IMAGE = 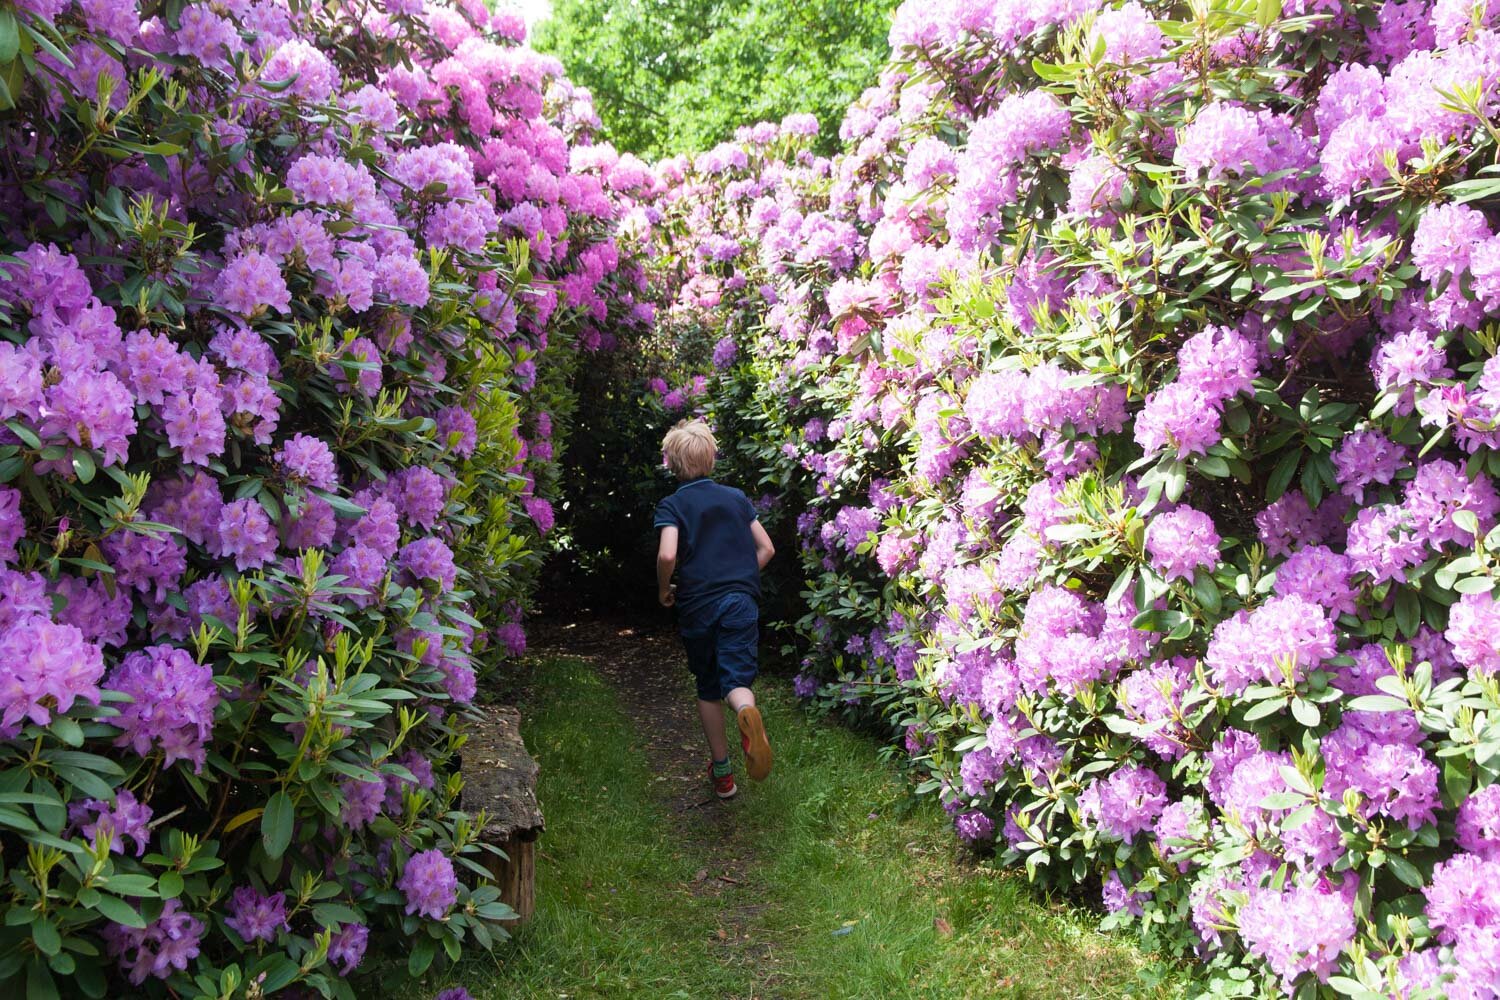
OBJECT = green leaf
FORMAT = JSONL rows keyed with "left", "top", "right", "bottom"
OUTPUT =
{"left": 1131, "top": 608, "right": 1187, "bottom": 633}
{"left": 1192, "top": 572, "right": 1221, "bottom": 614}
{"left": 1394, "top": 588, "right": 1421, "bottom": 638}
{"left": 1043, "top": 522, "right": 1102, "bottom": 543}
{"left": 407, "top": 936, "right": 435, "bottom": 976}
{"left": 262, "top": 791, "right": 294, "bottom": 860}
{"left": 49, "top": 764, "right": 114, "bottom": 800}
{"left": 89, "top": 894, "right": 146, "bottom": 928}
{"left": 1106, "top": 566, "right": 1136, "bottom": 606}
{"left": 49, "top": 717, "right": 83, "bottom": 748}
{"left": 1163, "top": 460, "right": 1187, "bottom": 502}
{"left": 1195, "top": 455, "right": 1230, "bottom": 478}
{"left": 1281, "top": 803, "right": 1315, "bottom": 830}
{"left": 30, "top": 921, "right": 59, "bottom": 957}
{"left": 1030, "top": 58, "right": 1078, "bottom": 83}
{"left": 1445, "top": 176, "right": 1500, "bottom": 203}
{"left": 1258, "top": 791, "right": 1304, "bottom": 810}
{"left": 25, "top": 956, "right": 57, "bottom": 1000}
{"left": 1445, "top": 758, "right": 1472, "bottom": 804}
{"left": 0, "top": 12, "right": 18, "bottom": 64}
{"left": 98, "top": 874, "right": 156, "bottom": 898}
{"left": 157, "top": 871, "right": 183, "bottom": 899}
{"left": 1290, "top": 698, "right": 1320, "bottom": 728}
{"left": 113, "top": 140, "right": 186, "bottom": 156}
{"left": 1347, "top": 694, "right": 1410, "bottom": 713}
{"left": 1325, "top": 978, "right": 1387, "bottom": 1000}
{"left": 1385, "top": 855, "right": 1425, "bottom": 888}
{"left": 5, "top": 419, "right": 39, "bottom": 449}
{"left": 257, "top": 956, "right": 302, "bottom": 993}
{"left": 1266, "top": 449, "right": 1299, "bottom": 502}
{"left": 314, "top": 491, "right": 368, "bottom": 516}
{"left": 1243, "top": 698, "right": 1285, "bottom": 721}
{"left": 311, "top": 902, "right": 363, "bottom": 927}
{"left": 71, "top": 450, "right": 95, "bottom": 484}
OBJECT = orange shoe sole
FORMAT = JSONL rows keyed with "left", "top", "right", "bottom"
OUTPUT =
{"left": 737, "top": 705, "right": 773, "bottom": 782}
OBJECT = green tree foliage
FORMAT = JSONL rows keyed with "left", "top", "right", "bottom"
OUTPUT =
{"left": 534, "top": 0, "right": 895, "bottom": 156}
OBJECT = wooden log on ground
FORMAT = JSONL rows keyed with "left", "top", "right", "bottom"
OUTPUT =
{"left": 459, "top": 704, "right": 544, "bottom": 925}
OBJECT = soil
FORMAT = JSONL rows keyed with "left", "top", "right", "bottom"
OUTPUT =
{"left": 528, "top": 614, "right": 788, "bottom": 998}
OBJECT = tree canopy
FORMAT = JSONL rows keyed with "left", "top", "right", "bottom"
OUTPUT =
{"left": 533, "top": 0, "right": 896, "bottom": 157}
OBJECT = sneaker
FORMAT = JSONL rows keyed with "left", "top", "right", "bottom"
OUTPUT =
{"left": 709, "top": 763, "right": 737, "bottom": 799}
{"left": 737, "top": 705, "right": 773, "bottom": 782}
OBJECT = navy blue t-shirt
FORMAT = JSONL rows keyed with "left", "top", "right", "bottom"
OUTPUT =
{"left": 653, "top": 478, "right": 761, "bottom": 617}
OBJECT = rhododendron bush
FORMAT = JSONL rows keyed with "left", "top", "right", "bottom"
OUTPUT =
{"left": 618, "top": 0, "right": 1500, "bottom": 994}
{"left": 0, "top": 0, "right": 648, "bottom": 995}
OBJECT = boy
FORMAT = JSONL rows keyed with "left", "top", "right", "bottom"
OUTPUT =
{"left": 653, "top": 418, "right": 776, "bottom": 799}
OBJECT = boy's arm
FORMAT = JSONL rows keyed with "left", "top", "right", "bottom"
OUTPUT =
{"left": 750, "top": 520, "right": 775, "bottom": 571}
{"left": 656, "top": 526, "right": 679, "bottom": 606}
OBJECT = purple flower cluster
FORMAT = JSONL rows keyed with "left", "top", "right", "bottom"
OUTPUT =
{"left": 212, "top": 499, "right": 278, "bottom": 572}
{"left": 225, "top": 886, "right": 288, "bottom": 944}
{"left": 949, "top": 91, "right": 1071, "bottom": 250}
{"left": 399, "top": 538, "right": 459, "bottom": 591}
{"left": 276, "top": 433, "right": 339, "bottom": 490}
{"left": 1174, "top": 104, "right": 1314, "bottom": 193}
{"left": 329, "top": 923, "right": 370, "bottom": 974}
{"left": 1459, "top": 784, "right": 1500, "bottom": 857}
{"left": 1146, "top": 506, "right": 1220, "bottom": 581}
{"left": 68, "top": 790, "right": 152, "bottom": 857}
{"left": 1205, "top": 596, "right": 1336, "bottom": 694}
{"left": 955, "top": 809, "right": 995, "bottom": 842}
{"left": 105, "top": 646, "right": 220, "bottom": 771}
{"left": 1323, "top": 722, "right": 1439, "bottom": 829}
{"left": 1078, "top": 765, "right": 1168, "bottom": 841}
{"left": 0, "top": 617, "right": 105, "bottom": 737}
{"left": 523, "top": 495, "right": 555, "bottom": 535}
{"left": 400, "top": 849, "right": 459, "bottom": 920}
{"left": 102, "top": 900, "right": 205, "bottom": 985}
{"left": 1238, "top": 880, "right": 1356, "bottom": 990}
{"left": 1135, "top": 327, "right": 1259, "bottom": 459}
{"left": 1118, "top": 658, "right": 1195, "bottom": 759}
{"left": 1425, "top": 853, "right": 1500, "bottom": 995}
{"left": 1448, "top": 590, "right": 1500, "bottom": 674}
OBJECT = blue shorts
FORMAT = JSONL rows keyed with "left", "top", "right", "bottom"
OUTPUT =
{"left": 680, "top": 592, "right": 760, "bottom": 702}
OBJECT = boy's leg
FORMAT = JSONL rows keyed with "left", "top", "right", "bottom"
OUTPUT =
{"left": 715, "top": 594, "right": 771, "bottom": 781}
{"left": 682, "top": 616, "right": 733, "bottom": 771}
{"left": 697, "top": 699, "right": 730, "bottom": 761}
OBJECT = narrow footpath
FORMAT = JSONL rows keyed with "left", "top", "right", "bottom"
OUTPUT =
{"left": 435, "top": 618, "right": 1185, "bottom": 1000}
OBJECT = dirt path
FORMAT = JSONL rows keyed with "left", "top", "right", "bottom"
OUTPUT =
{"left": 529, "top": 616, "right": 787, "bottom": 997}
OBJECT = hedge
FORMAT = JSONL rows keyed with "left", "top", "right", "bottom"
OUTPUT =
{"left": 618, "top": 1, "right": 1500, "bottom": 994}
{"left": 0, "top": 0, "right": 649, "bottom": 995}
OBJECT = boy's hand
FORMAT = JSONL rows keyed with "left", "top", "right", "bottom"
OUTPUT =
{"left": 659, "top": 584, "right": 677, "bottom": 608}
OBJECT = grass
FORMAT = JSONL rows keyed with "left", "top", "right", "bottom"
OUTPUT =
{"left": 425, "top": 656, "right": 1188, "bottom": 999}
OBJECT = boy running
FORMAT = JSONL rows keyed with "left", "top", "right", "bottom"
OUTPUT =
{"left": 653, "top": 419, "right": 775, "bottom": 799}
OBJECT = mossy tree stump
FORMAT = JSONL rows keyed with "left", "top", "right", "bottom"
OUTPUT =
{"left": 460, "top": 705, "right": 543, "bottom": 925}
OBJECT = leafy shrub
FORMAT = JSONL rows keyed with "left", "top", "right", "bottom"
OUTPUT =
{"left": 534, "top": 0, "right": 896, "bottom": 158}
{"left": 620, "top": 0, "right": 1500, "bottom": 994}
{"left": 0, "top": 1, "right": 647, "bottom": 996}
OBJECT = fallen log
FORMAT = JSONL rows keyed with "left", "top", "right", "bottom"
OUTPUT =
{"left": 459, "top": 705, "right": 543, "bottom": 925}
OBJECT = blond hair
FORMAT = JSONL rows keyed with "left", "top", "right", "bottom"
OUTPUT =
{"left": 662, "top": 419, "right": 717, "bottom": 479}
